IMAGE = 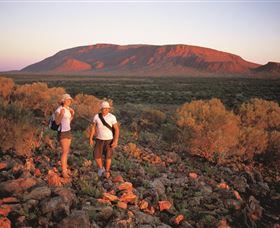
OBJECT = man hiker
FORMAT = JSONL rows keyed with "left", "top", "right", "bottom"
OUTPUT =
{"left": 89, "top": 101, "right": 119, "bottom": 178}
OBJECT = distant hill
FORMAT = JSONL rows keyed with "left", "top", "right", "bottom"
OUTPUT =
{"left": 253, "top": 62, "right": 280, "bottom": 75}
{"left": 21, "top": 44, "right": 279, "bottom": 76}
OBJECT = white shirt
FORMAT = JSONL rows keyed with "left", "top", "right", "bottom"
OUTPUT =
{"left": 55, "top": 106, "right": 72, "bottom": 132}
{"left": 93, "top": 113, "right": 117, "bottom": 140}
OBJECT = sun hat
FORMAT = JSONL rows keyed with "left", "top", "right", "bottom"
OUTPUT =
{"left": 61, "top": 93, "right": 73, "bottom": 102}
{"left": 100, "top": 101, "right": 111, "bottom": 109}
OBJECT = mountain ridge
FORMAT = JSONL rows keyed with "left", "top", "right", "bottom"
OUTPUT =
{"left": 21, "top": 43, "right": 279, "bottom": 76}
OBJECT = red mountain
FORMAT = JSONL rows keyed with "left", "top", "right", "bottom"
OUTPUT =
{"left": 22, "top": 44, "right": 265, "bottom": 76}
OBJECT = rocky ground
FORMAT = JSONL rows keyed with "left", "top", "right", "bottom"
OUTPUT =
{"left": 0, "top": 141, "right": 279, "bottom": 228}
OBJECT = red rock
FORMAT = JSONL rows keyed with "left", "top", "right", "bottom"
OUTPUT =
{"left": 0, "top": 162, "right": 7, "bottom": 170}
{"left": 144, "top": 206, "right": 155, "bottom": 215}
{"left": 139, "top": 199, "right": 149, "bottom": 210}
{"left": 119, "top": 192, "right": 137, "bottom": 203}
{"left": 113, "top": 175, "right": 124, "bottom": 183}
{"left": 175, "top": 214, "right": 184, "bottom": 224}
{"left": 0, "top": 197, "right": 18, "bottom": 204}
{"left": 118, "top": 182, "right": 133, "bottom": 192}
{"left": 0, "top": 217, "right": 11, "bottom": 228}
{"left": 0, "top": 205, "right": 11, "bottom": 216}
{"left": 158, "top": 200, "right": 172, "bottom": 211}
{"left": 189, "top": 172, "right": 198, "bottom": 179}
{"left": 117, "top": 201, "right": 128, "bottom": 209}
{"left": 233, "top": 190, "right": 242, "bottom": 201}
{"left": 217, "top": 182, "right": 230, "bottom": 190}
{"left": 34, "top": 168, "right": 41, "bottom": 177}
{"left": 103, "top": 192, "right": 118, "bottom": 202}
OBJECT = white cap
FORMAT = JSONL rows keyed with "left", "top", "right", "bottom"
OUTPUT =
{"left": 61, "top": 93, "right": 73, "bottom": 102}
{"left": 100, "top": 101, "right": 110, "bottom": 109}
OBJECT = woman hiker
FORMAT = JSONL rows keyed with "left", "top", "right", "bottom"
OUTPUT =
{"left": 55, "top": 93, "right": 75, "bottom": 179}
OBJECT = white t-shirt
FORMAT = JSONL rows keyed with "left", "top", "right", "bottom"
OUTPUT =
{"left": 93, "top": 113, "right": 117, "bottom": 140}
{"left": 55, "top": 106, "right": 72, "bottom": 132}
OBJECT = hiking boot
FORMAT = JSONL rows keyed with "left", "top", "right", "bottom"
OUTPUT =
{"left": 98, "top": 167, "right": 105, "bottom": 177}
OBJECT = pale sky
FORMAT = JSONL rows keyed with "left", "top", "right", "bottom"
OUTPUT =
{"left": 0, "top": 0, "right": 280, "bottom": 71}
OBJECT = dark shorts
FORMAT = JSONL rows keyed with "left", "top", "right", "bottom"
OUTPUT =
{"left": 94, "top": 139, "right": 113, "bottom": 159}
{"left": 57, "top": 130, "right": 72, "bottom": 141}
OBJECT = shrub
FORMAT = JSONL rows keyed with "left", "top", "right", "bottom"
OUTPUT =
{"left": 238, "top": 98, "right": 280, "bottom": 161}
{"left": 0, "top": 102, "right": 40, "bottom": 157}
{"left": 238, "top": 98, "right": 280, "bottom": 131}
{"left": 71, "top": 94, "right": 101, "bottom": 131}
{"left": 267, "top": 130, "right": 280, "bottom": 159}
{"left": 138, "top": 108, "right": 166, "bottom": 130}
{"left": 238, "top": 127, "right": 268, "bottom": 160}
{"left": 12, "top": 82, "right": 65, "bottom": 119}
{"left": 0, "top": 77, "right": 15, "bottom": 102}
{"left": 175, "top": 98, "right": 240, "bottom": 163}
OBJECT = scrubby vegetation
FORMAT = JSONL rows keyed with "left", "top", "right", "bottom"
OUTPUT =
{"left": 0, "top": 76, "right": 279, "bottom": 228}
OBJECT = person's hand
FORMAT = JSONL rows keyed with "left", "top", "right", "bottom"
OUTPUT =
{"left": 89, "top": 138, "right": 94, "bottom": 147}
{"left": 111, "top": 141, "right": 118, "bottom": 149}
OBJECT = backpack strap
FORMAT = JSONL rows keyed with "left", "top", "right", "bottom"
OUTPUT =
{"left": 98, "top": 113, "right": 114, "bottom": 133}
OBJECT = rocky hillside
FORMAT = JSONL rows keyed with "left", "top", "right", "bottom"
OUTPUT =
{"left": 0, "top": 140, "right": 279, "bottom": 227}
{"left": 21, "top": 44, "right": 262, "bottom": 76}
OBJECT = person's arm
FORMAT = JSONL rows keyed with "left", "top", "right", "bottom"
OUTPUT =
{"left": 89, "top": 122, "right": 96, "bottom": 146}
{"left": 55, "top": 108, "right": 65, "bottom": 125}
{"left": 111, "top": 123, "right": 119, "bottom": 149}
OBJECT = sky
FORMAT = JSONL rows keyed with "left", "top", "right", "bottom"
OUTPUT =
{"left": 0, "top": 0, "right": 280, "bottom": 71}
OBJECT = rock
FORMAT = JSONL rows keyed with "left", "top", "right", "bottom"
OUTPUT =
{"left": 156, "top": 224, "right": 172, "bottom": 228}
{"left": 40, "top": 196, "right": 70, "bottom": 218}
{"left": 166, "top": 152, "right": 181, "bottom": 163}
{"left": 158, "top": 200, "right": 172, "bottom": 211}
{"left": 246, "top": 195, "right": 263, "bottom": 224}
{"left": 254, "top": 170, "right": 264, "bottom": 183}
{"left": 179, "top": 220, "right": 194, "bottom": 228}
{"left": 224, "top": 199, "right": 242, "bottom": 210}
{"left": 24, "top": 199, "right": 39, "bottom": 209}
{"left": 24, "top": 186, "right": 51, "bottom": 201}
{"left": 232, "top": 176, "right": 248, "bottom": 193}
{"left": 0, "top": 217, "right": 11, "bottom": 228}
{"left": 242, "top": 171, "right": 256, "bottom": 184}
{"left": 0, "top": 177, "right": 37, "bottom": 195}
{"left": 151, "top": 178, "right": 166, "bottom": 196}
{"left": 0, "top": 162, "right": 8, "bottom": 170}
{"left": 52, "top": 187, "right": 77, "bottom": 206}
{"left": 134, "top": 210, "right": 159, "bottom": 225}
{"left": 96, "top": 206, "right": 113, "bottom": 220}
{"left": 200, "top": 185, "right": 213, "bottom": 195}
{"left": 57, "top": 210, "right": 91, "bottom": 228}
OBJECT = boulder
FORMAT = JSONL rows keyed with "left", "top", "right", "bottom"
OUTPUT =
{"left": 0, "top": 178, "right": 37, "bottom": 195}
{"left": 57, "top": 210, "right": 91, "bottom": 228}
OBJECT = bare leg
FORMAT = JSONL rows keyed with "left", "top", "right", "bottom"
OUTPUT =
{"left": 105, "top": 158, "right": 111, "bottom": 178}
{"left": 105, "top": 158, "right": 111, "bottom": 172}
{"left": 60, "top": 138, "right": 71, "bottom": 178}
{"left": 95, "top": 158, "right": 103, "bottom": 169}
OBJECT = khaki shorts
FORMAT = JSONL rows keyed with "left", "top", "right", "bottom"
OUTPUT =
{"left": 57, "top": 130, "right": 72, "bottom": 141}
{"left": 94, "top": 139, "right": 113, "bottom": 159}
